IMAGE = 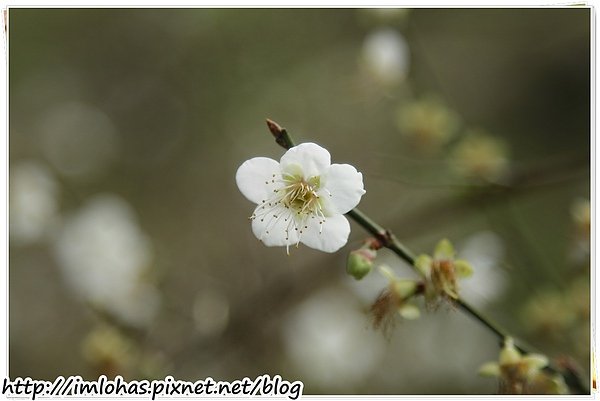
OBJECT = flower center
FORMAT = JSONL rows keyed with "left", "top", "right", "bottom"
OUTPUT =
{"left": 281, "top": 174, "right": 322, "bottom": 214}
{"left": 250, "top": 172, "right": 329, "bottom": 252}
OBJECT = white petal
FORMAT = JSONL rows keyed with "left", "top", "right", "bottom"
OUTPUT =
{"left": 236, "top": 157, "right": 281, "bottom": 204}
{"left": 251, "top": 204, "right": 299, "bottom": 247}
{"left": 280, "top": 143, "right": 331, "bottom": 178}
{"left": 320, "top": 164, "right": 365, "bottom": 214}
{"left": 300, "top": 214, "right": 350, "bottom": 253}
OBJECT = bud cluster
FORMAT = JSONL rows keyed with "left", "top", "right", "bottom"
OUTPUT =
{"left": 370, "top": 266, "right": 422, "bottom": 335}
{"left": 414, "top": 239, "right": 473, "bottom": 305}
{"left": 479, "top": 337, "right": 567, "bottom": 395}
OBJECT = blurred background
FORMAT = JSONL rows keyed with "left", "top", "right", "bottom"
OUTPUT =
{"left": 9, "top": 8, "right": 590, "bottom": 394}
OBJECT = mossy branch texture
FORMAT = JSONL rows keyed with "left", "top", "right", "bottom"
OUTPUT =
{"left": 265, "top": 118, "right": 589, "bottom": 395}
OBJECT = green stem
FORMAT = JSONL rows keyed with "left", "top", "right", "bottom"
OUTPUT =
{"left": 265, "top": 119, "right": 589, "bottom": 394}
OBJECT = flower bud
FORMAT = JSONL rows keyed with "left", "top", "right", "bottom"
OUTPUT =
{"left": 346, "top": 248, "right": 376, "bottom": 280}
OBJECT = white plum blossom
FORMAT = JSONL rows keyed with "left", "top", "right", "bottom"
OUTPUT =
{"left": 282, "top": 287, "right": 386, "bottom": 390}
{"left": 236, "top": 142, "right": 365, "bottom": 253}
{"left": 10, "top": 161, "right": 59, "bottom": 245}
{"left": 54, "top": 194, "right": 160, "bottom": 328}
{"left": 361, "top": 28, "right": 410, "bottom": 86}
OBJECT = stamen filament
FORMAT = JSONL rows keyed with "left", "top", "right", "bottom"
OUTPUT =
{"left": 252, "top": 172, "right": 328, "bottom": 247}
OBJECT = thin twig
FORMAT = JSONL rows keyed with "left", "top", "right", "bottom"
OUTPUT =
{"left": 265, "top": 118, "right": 589, "bottom": 395}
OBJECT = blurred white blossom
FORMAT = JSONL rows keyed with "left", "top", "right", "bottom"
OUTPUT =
{"left": 282, "top": 287, "right": 385, "bottom": 391}
{"left": 360, "top": 28, "right": 410, "bottom": 86}
{"left": 54, "top": 194, "right": 159, "bottom": 328}
{"left": 10, "top": 161, "right": 59, "bottom": 245}
{"left": 374, "top": 312, "right": 498, "bottom": 393}
{"left": 38, "top": 102, "right": 119, "bottom": 179}
{"left": 459, "top": 231, "right": 507, "bottom": 307}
